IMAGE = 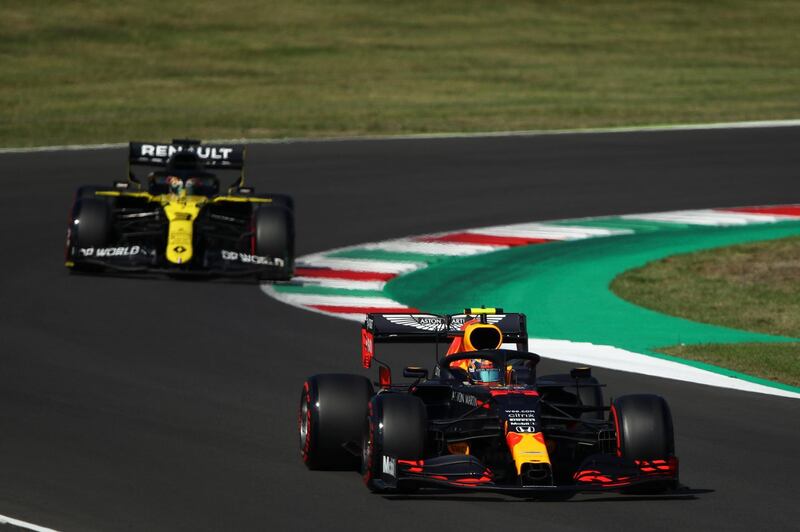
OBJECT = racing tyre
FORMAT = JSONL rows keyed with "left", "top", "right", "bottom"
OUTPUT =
{"left": 254, "top": 205, "right": 294, "bottom": 280}
{"left": 299, "top": 374, "right": 373, "bottom": 470}
{"left": 261, "top": 193, "right": 294, "bottom": 211}
{"left": 76, "top": 185, "right": 114, "bottom": 200}
{"left": 612, "top": 394, "right": 677, "bottom": 492}
{"left": 68, "top": 197, "right": 113, "bottom": 272}
{"left": 362, "top": 394, "right": 427, "bottom": 492}
{"left": 611, "top": 394, "right": 674, "bottom": 460}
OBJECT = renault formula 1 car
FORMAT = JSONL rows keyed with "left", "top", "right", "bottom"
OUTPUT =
{"left": 65, "top": 139, "right": 294, "bottom": 279}
{"left": 299, "top": 308, "right": 679, "bottom": 496}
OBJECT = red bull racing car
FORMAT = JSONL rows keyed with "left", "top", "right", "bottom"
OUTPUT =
{"left": 65, "top": 139, "right": 294, "bottom": 279}
{"left": 299, "top": 308, "right": 679, "bottom": 496}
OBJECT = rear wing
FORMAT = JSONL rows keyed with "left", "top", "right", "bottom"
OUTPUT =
{"left": 128, "top": 140, "right": 245, "bottom": 169}
{"left": 127, "top": 139, "right": 247, "bottom": 189}
{"left": 361, "top": 309, "right": 528, "bottom": 368}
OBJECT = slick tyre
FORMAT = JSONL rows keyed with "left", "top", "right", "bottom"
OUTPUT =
{"left": 362, "top": 394, "right": 427, "bottom": 492}
{"left": 299, "top": 374, "right": 373, "bottom": 470}
{"left": 254, "top": 205, "right": 294, "bottom": 280}
{"left": 69, "top": 197, "right": 112, "bottom": 272}
{"left": 612, "top": 394, "right": 677, "bottom": 492}
{"left": 611, "top": 394, "right": 674, "bottom": 460}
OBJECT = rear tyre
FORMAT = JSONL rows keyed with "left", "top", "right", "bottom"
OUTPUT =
{"left": 76, "top": 185, "right": 114, "bottom": 200}
{"left": 299, "top": 374, "right": 373, "bottom": 470}
{"left": 362, "top": 394, "right": 427, "bottom": 492}
{"left": 254, "top": 205, "right": 294, "bottom": 280}
{"left": 68, "top": 197, "right": 113, "bottom": 272}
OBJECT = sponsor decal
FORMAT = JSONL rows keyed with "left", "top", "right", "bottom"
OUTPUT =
{"left": 140, "top": 144, "right": 234, "bottom": 160}
{"left": 382, "top": 456, "right": 396, "bottom": 477}
{"left": 79, "top": 246, "right": 142, "bottom": 258}
{"left": 506, "top": 408, "right": 537, "bottom": 430}
{"left": 384, "top": 313, "right": 504, "bottom": 331}
{"left": 451, "top": 390, "right": 479, "bottom": 407}
{"left": 173, "top": 245, "right": 187, "bottom": 254}
{"left": 221, "top": 250, "right": 285, "bottom": 267}
{"left": 363, "top": 334, "right": 373, "bottom": 356}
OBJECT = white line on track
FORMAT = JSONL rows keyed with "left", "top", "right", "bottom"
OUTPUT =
{"left": 2, "top": 118, "right": 800, "bottom": 154}
{"left": 528, "top": 338, "right": 800, "bottom": 400}
{"left": 0, "top": 513, "right": 59, "bottom": 532}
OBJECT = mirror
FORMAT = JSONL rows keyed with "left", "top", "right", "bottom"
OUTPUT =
{"left": 403, "top": 366, "right": 428, "bottom": 379}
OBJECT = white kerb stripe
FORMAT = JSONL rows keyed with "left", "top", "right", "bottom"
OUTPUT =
{"left": 529, "top": 338, "right": 800, "bottom": 399}
{"left": 716, "top": 209, "right": 800, "bottom": 220}
{"left": 469, "top": 223, "right": 631, "bottom": 240}
{"left": 296, "top": 255, "right": 424, "bottom": 274}
{"left": 360, "top": 239, "right": 504, "bottom": 256}
{"left": 260, "top": 291, "right": 408, "bottom": 308}
{"left": 622, "top": 210, "right": 791, "bottom": 226}
{"left": 291, "top": 277, "right": 387, "bottom": 291}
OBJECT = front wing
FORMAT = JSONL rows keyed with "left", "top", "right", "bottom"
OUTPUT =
{"left": 68, "top": 245, "right": 291, "bottom": 278}
{"left": 375, "top": 453, "right": 679, "bottom": 495}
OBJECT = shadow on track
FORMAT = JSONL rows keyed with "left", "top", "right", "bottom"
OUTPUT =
{"left": 382, "top": 486, "right": 713, "bottom": 504}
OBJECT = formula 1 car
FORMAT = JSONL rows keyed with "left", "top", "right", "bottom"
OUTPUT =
{"left": 299, "top": 308, "right": 679, "bottom": 496}
{"left": 65, "top": 139, "right": 294, "bottom": 279}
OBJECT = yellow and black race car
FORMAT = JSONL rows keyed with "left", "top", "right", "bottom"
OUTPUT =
{"left": 299, "top": 308, "right": 679, "bottom": 497}
{"left": 65, "top": 139, "right": 294, "bottom": 279}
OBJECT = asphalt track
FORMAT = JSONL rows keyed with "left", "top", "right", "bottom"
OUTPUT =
{"left": 1, "top": 127, "right": 800, "bottom": 531}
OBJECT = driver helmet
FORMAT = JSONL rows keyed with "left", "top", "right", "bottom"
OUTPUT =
{"left": 184, "top": 177, "right": 201, "bottom": 195}
{"left": 167, "top": 175, "right": 184, "bottom": 195}
{"left": 468, "top": 359, "right": 501, "bottom": 385}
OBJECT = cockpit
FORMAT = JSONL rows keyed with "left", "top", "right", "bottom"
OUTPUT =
{"left": 148, "top": 151, "right": 219, "bottom": 196}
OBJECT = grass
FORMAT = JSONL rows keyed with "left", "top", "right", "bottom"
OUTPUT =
{"left": 612, "top": 236, "right": 800, "bottom": 387}
{"left": 660, "top": 343, "right": 800, "bottom": 387}
{"left": 2, "top": 1, "right": 800, "bottom": 147}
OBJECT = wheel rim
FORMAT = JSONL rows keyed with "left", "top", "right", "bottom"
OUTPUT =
{"left": 299, "top": 397, "right": 310, "bottom": 456}
{"left": 362, "top": 420, "right": 374, "bottom": 482}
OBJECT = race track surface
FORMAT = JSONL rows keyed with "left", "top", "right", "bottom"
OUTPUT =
{"left": 1, "top": 127, "right": 799, "bottom": 531}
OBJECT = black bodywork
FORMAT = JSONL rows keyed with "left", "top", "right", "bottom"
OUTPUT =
{"left": 354, "top": 312, "right": 680, "bottom": 495}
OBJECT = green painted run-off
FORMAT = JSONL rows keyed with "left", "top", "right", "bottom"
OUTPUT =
{"left": 385, "top": 221, "right": 800, "bottom": 392}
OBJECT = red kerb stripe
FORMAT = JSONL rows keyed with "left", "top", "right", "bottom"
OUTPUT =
{"left": 721, "top": 206, "right": 800, "bottom": 217}
{"left": 419, "top": 232, "right": 552, "bottom": 246}
{"left": 294, "top": 268, "right": 396, "bottom": 281}
{"left": 311, "top": 305, "right": 420, "bottom": 314}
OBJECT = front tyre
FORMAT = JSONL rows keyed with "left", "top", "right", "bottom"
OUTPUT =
{"left": 67, "top": 197, "right": 113, "bottom": 272}
{"left": 254, "top": 205, "right": 294, "bottom": 280}
{"left": 611, "top": 394, "right": 677, "bottom": 492}
{"left": 362, "top": 394, "right": 427, "bottom": 492}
